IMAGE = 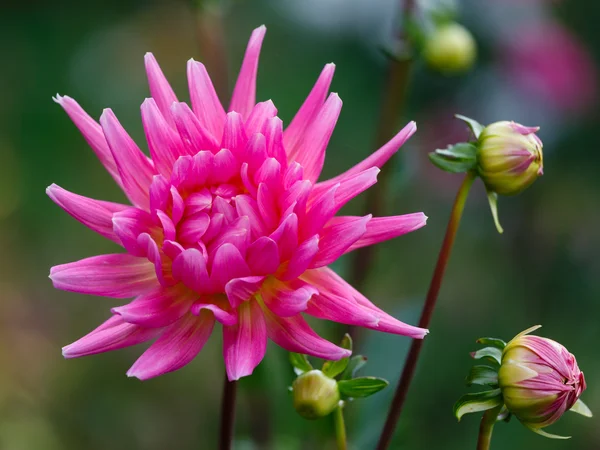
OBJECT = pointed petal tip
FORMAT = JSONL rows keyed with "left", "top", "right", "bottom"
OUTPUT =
{"left": 52, "top": 93, "right": 64, "bottom": 104}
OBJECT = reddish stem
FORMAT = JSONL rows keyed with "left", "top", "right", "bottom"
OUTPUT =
{"left": 376, "top": 172, "right": 476, "bottom": 450}
{"left": 219, "top": 375, "right": 238, "bottom": 450}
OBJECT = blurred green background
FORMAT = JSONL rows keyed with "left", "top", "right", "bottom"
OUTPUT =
{"left": 0, "top": 0, "right": 598, "bottom": 448}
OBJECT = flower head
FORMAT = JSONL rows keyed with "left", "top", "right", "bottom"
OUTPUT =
{"left": 48, "top": 26, "right": 428, "bottom": 381}
{"left": 498, "top": 326, "right": 588, "bottom": 436}
{"left": 477, "top": 121, "right": 543, "bottom": 196}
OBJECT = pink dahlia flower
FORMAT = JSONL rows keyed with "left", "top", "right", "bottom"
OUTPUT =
{"left": 49, "top": 26, "right": 427, "bottom": 381}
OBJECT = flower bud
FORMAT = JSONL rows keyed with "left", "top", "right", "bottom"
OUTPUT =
{"left": 477, "top": 121, "right": 543, "bottom": 196}
{"left": 292, "top": 370, "right": 340, "bottom": 420}
{"left": 423, "top": 23, "right": 477, "bottom": 74}
{"left": 498, "top": 327, "right": 587, "bottom": 434}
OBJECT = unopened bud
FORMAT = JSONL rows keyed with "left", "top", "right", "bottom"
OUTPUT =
{"left": 498, "top": 326, "right": 589, "bottom": 437}
{"left": 424, "top": 23, "right": 477, "bottom": 74}
{"left": 292, "top": 370, "right": 340, "bottom": 420}
{"left": 478, "top": 121, "right": 544, "bottom": 196}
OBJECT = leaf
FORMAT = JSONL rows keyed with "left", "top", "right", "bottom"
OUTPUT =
{"left": 453, "top": 389, "right": 503, "bottom": 421}
{"left": 485, "top": 189, "right": 503, "bottom": 234}
{"left": 455, "top": 114, "right": 484, "bottom": 139}
{"left": 429, "top": 142, "right": 478, "bottom": 174}
{"left": 341, "top": 355, "right": 368, "bottom": 380}
{"left": 322, "top": 334, "right": 352, "bottom": 378}
{"left": 466, "top": 365, "right": 499, "bottom": 387}
{"left": 569, "top": 399, "right": 593, "bottom": 418}
{"left": 470, "top": 346, "right": 503, "bottom": 365}
{"left": 525, "top": 424, "right": 571, "bottom": 440}
{"left": 289, "top": 353, "right": 313, "bottom": 375}
{"left": 475, "top": 337, "right": 507, "bottom": 350}
{"left": 338, "top": 377, "right": 389, "bottom": 398}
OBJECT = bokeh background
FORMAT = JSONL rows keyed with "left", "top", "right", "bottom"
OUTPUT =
{"left": 1, "top": 0, "right": 598, "bottom": 448}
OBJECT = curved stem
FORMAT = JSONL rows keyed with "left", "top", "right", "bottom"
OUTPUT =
{"left": 334, "top": 404, "right": 347, "bottom": 450}
{"left": 477, "top": 406, "right": 502, "bottom": 450}
{"left": 376, "top": 172, "right": 477, "bottom": 450}
{"left": 219, "top": 374, "right": 238, "bottom": 450}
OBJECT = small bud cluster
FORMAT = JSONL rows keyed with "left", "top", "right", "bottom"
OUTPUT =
{"left": 454, "top": 326, "right": 591, "bottom": 439}
{"left": 289, "top": 334, "right": 389, "bottom": 420}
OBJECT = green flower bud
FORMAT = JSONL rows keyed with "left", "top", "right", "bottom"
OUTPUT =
{"left": 423, "top": 23, "right": 477, "bottom": 74}
{"left": 477, "top": 121, "right": 544, "bottom": 196}
{"left": 292, "top": 370, "right": 340, "bottom": 420}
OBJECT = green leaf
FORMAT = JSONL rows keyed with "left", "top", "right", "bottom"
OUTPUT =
{"left": 341, "top": 355, "right": 368, "bottom": 380}
{"left": 338, "top": 377, "right": 389, "bottom": 398}
{"left": 525, "top": 424, "right": 571, "bottom": 440}
{"left": 570, "top": 399, "right": 593, "bottom": 418}
{"left": 470, "top": 346, "right": 503, "bottom": 365}
{"left": 289, "top": 353, "right": 313, "bottom": 375}
{"left": 475, "top": 337, "right": 507, "bottom": 349}
{"left": 466, "top": 365, "right": 499, "bottom": 387}
{"left": 486, "top": 189, "right": 504, "bottom": 234}
{"left": 429, "top": 142, "right": 478, "bottom": 174}
{"left": 455, "top": 114, "right": 484, "bottom": 139}
{"left": 453, "top": 389, "right": 503, "bottom": 421}
{"left": 322, "top": 334, "right": 352, "bottom": 378}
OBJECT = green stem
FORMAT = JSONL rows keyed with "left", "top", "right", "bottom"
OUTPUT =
{"left": 477, "top": 406, "right": 502, "bottom": 450}
{"left": 376, "top": 172, "right": 477, "bottom": 450}
{"left": 334, "top": 404, "right": 347, "bottom": 450}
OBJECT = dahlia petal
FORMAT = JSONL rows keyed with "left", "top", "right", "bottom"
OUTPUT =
{"left": 333, "top": 166, "right": 380, "bottom": 209}
{"left": 177, "top": 212, "right": 210, "bottom": 245}
{"left": 127, "top": 312, "right": 214, "bottom": 380}
{"left": 246, "top": 237, "right": 280, "bottom": 275}
{"left": 295, "top": 93, "right": 342, "bottom": 183}
{"left": 212, "top": 196, "right": 237, "bottom": 222}
{"left": 162, "top": 240, "right": 185, "bottom": 260}
{"left": 245, "top": 100, "right": 278, "bottom": 135}
{"left": 203, "top": 212, "right": 224, "bottom": 242}
{"left": 234, "top": 195, "right": 268, "bottom": 239}
{"left": 46, "top": 184, "right": 127, "bottom": 243}
{"left": 187, "top": 59, "right": 226, "bottom": 139}
{"left": 303, "top": 184, "right": 338, "bottom": 238}
{"left": 344, "top": 213, "right": 428, "bottom": 253}
{"left": 208, "top": 216, "right": 250, "bottom": 255}
{"left": 261, "top": 279, "right": 316, "bottom": 317}
{"left": 283, "top": 162, "right": 304, "bottom": 190}
{"left": 280, "top": 234, "right": 320, "bottom": 280}
{"left": 149, "top": 174, "right": 170, "bottom": 215}
{"left": 53, "top": 95, "right": 123, "bottom": 188}
{"left": 144, "top": 53, "right": 178, "bottom": 128}
{"left": 269, "top": 213, "right": 298, "bottom": 261}
{"left": 141, "top": 98, "right": 183, "bottom": 177}
{"left": 313, "top": 121, "right": 416, "bottom": 196}
{"left": 156, "top": 210, "right": 176, "bottom": 241}
{"left": 171, "top": 102, "right": 219, "bottom": 154}
{"left": 225, "top": 276, "right": 265, "bottom": 308}
{"left": 112, "top": 285, "right": 195, "bottom": 328}
{"left": 261, "top": 306, "right": 350, "bottom": 360}
{"left": 262, "top": 117, "right": 286, "bottom": 165}
{"left": 281, "top": 180, "right": 311, "bottom": 221}
{"left": 62, "top": 315, "right": 159, "bottom": 358}
{"left": 112, "top": 208, "right": 158, "bottom": 256}
{"left": 212, "top": 148, "right": 239, "bottom": 184}
{"left": 221, "top": 112, "right": 248, "bottom": 157}
{"left": 283, "top": 63, "right": 336, "bottom": 163}
{"left": 305, "top": 292, "right": 379, "bottom": 328}
{"left": 191, "top": 151, "right": 215, "bottom": 187}
{"left": 310, "top": 215, "right": 371, "bottom": 268}
{"left": 170, "top": 186, "right": 185, "bottom": 225}
{"left": 229, "top": 25, "right": 267, "bottom": 120}
{"left": 240, "top": 163, "right": 258, "bottom": 197}
{"left": 184, "top": 189, "right": 212, "bottom": 216}
{"left": 100, "top": 109, "right": 155, "bottom": 210}
{"left": 303, "top": 267, "right": 428, "bottom": 339}
{"left": 223, "top": 300, "right": 267, "bottom": 380}
{"left": 254, "top": 158, "right": 281, "bottom": 188}
{"left": 210, "top": 243, "right": 251, "bottom": 290}
{"left": 50, "top": 254, "right": 156, "bottom": 298}
{"left": 172, "top": 248, "right": 211, "bottom": 293}
{"left": 137, "top": 233, "right": 174, "bottom": 287}
{"left": 257, "top": 183, "right": 279, "bottom": 230}
{"left": 244, "top": 132, "right": 268, "bottom": 173}
{"left": 191, "top": 302, "right": 238, "bottom": 326}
